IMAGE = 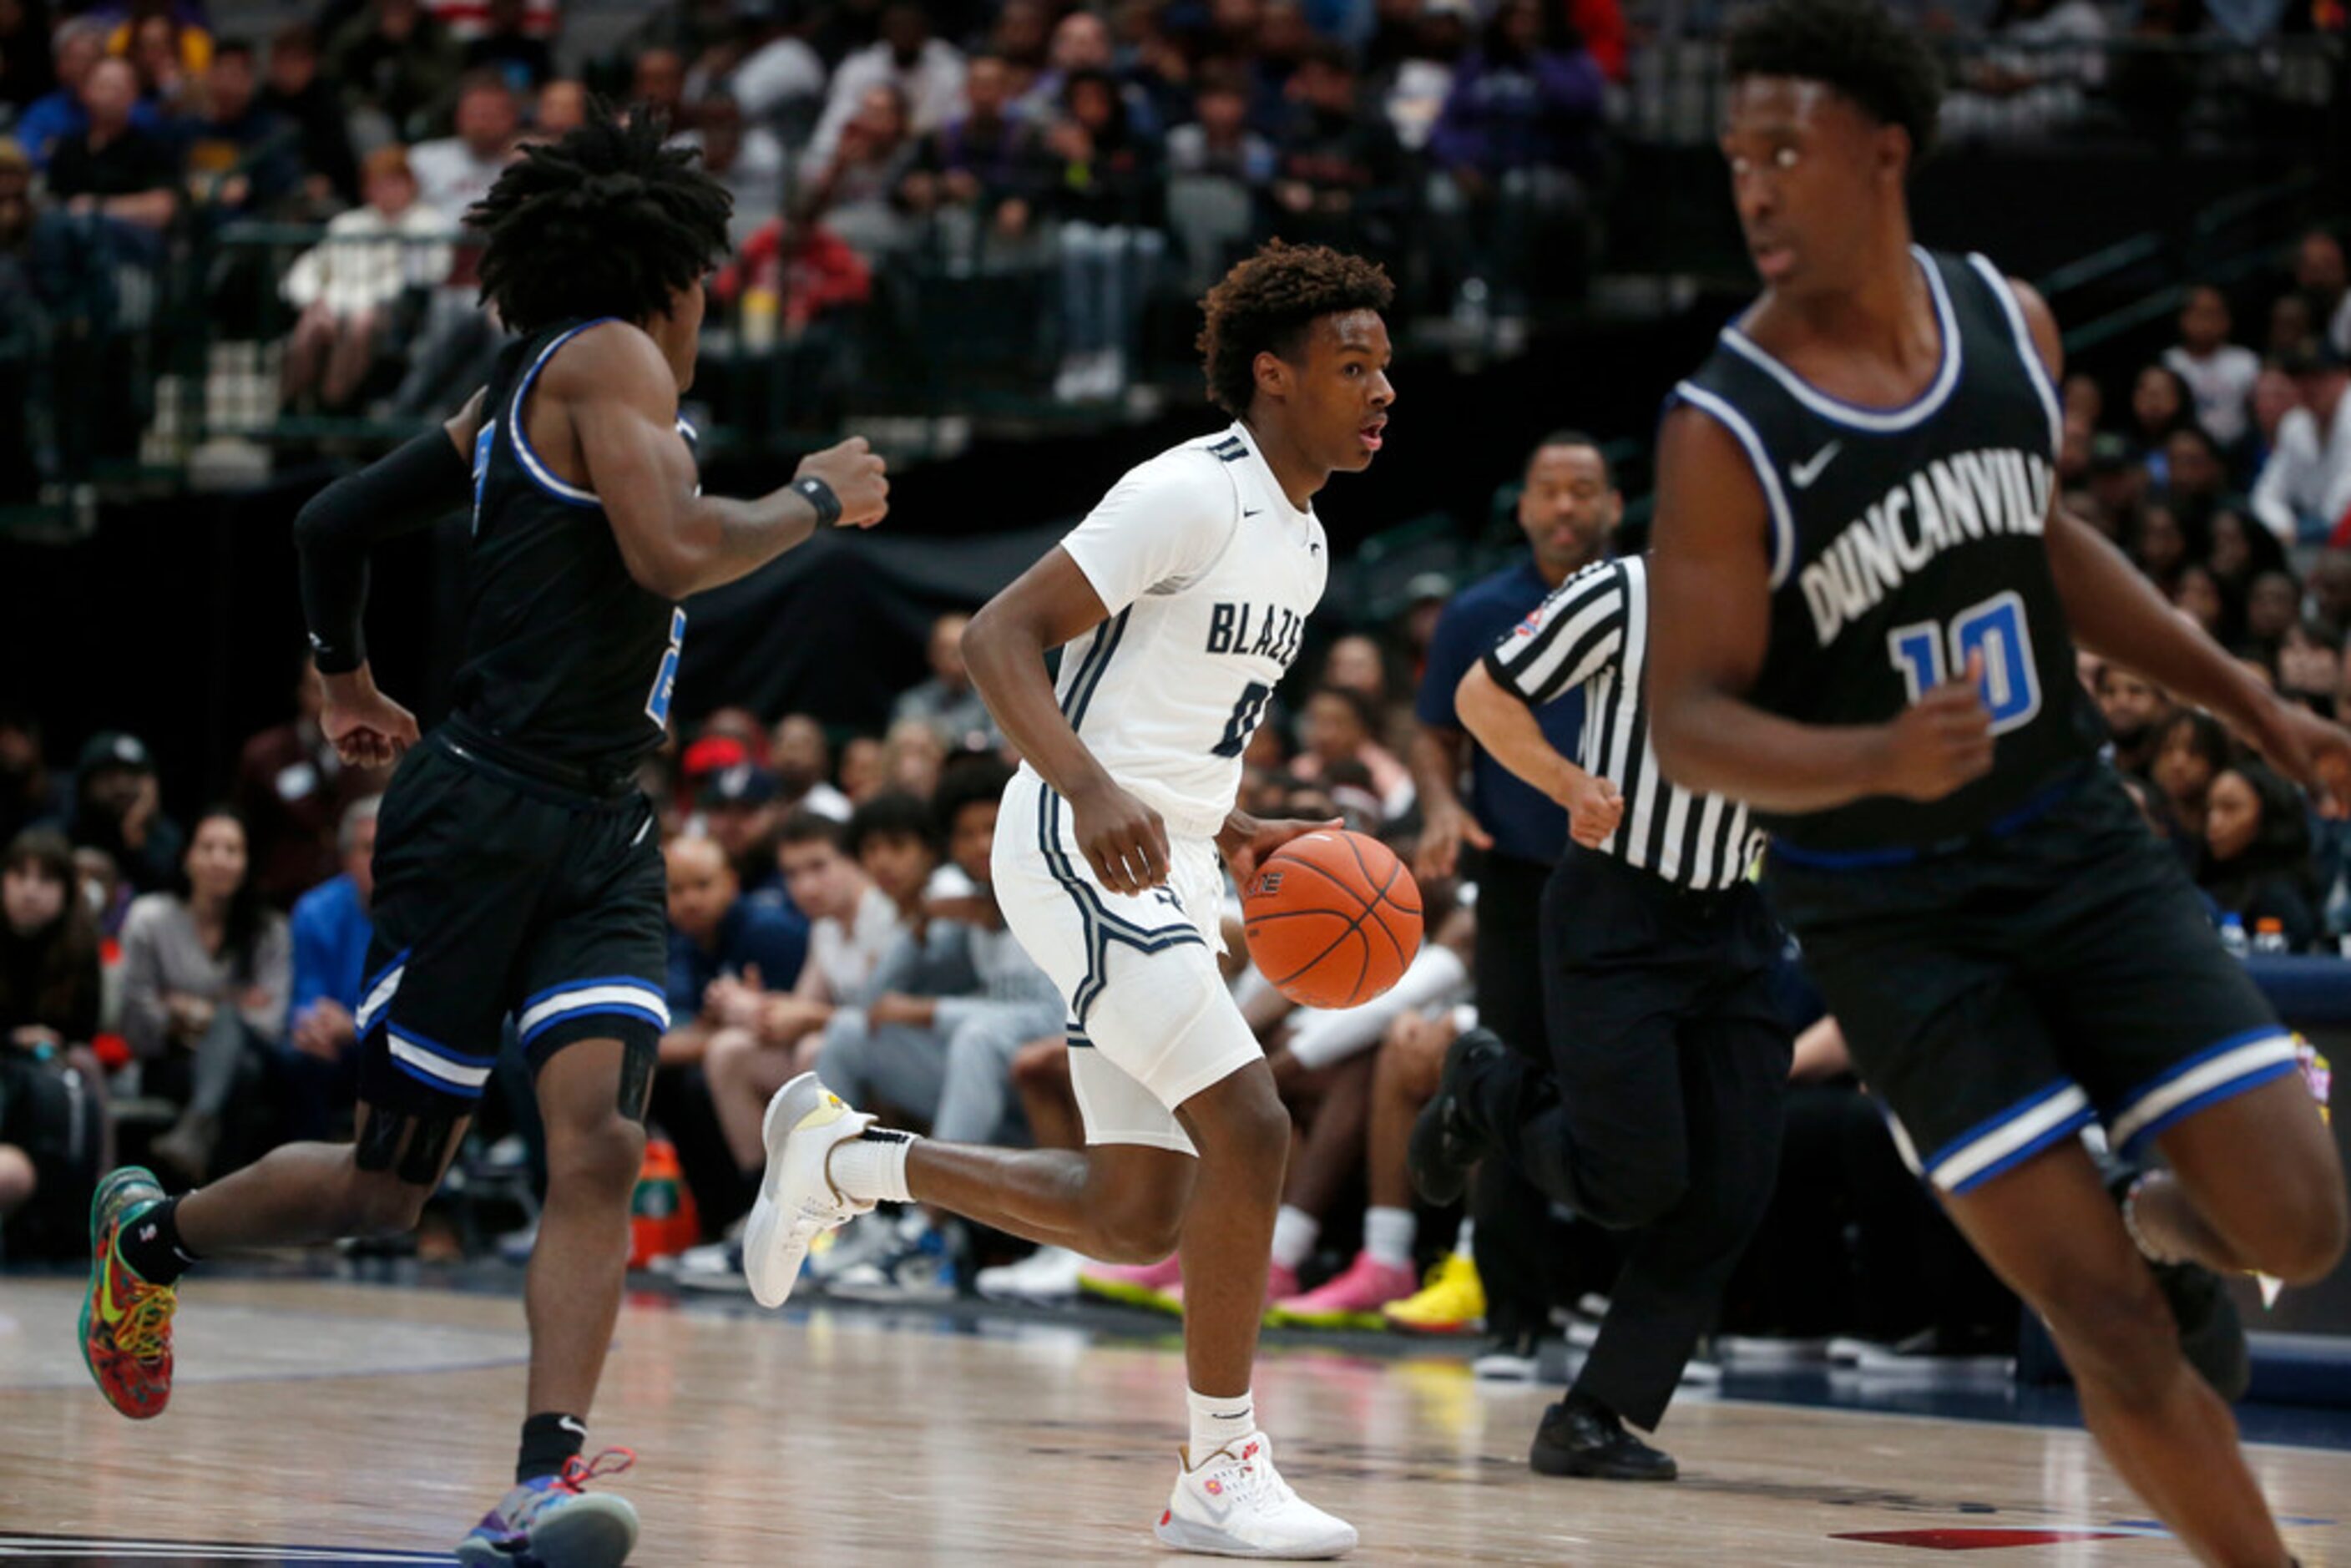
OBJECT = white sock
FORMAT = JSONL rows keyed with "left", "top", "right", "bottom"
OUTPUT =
{"left": 1364, "top": 1206, "right": 1416, "bottom": 1269}
{"left": 1187, "top": 1387, "right": 1255, "bottom": 1463}
{"left": 1270, "top": 1206, "right": 1320, "bottom": 1271}
{"left": 1454, "top": 1216, "right": 1475, "bottom": 1255}
{"left": 827, "top": 1129, "right": 916, "bottom": 1204}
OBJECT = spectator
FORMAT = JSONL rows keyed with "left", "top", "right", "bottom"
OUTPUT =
{"left": 0, "top": 827, "right": 108, "bottom": 1256}
{"left": 633, "top": 45, "right": 689, "bottom": 129}
{"left": 812, "top": 764, "right": 1061, "bottom": 1299}
{"left": 2151, "top": 707, "right": 2232, "bottom": 842}
{"left": 181, "top": 39, "right": 302, "bottom": 216}
{"left": 900, "top": 50, "right": 1046, "bottom": 269}
{"left": 2253, "top": 345, "right": 2351, "bottom": 549}
{"left": 878, "top": 717, "right": 948, "bottom": 801}
{"left": 281, "top": 144, "right": 453, "bottom": 413}
{"left": 260, "top": 24, "right": 361, "bottom": 208}
{"left": 2308, "top": 547, "right": 2351, "bottom": 636}
{"left": 2202, "top": 761, "right": 2321, "bottom": 950}
{"left": 230, "top": 655, "right": 391, "bottom": 907}
{"left": 728, "top": 12, "right": 827, "bottom": 126}
{"left": 462, "top": 0, "right": 551, "bottom": 94}
{"left": 2133, "top": 498, "right": 2190, "bottom": 594}
{"left": 892, "top": 612, "right": 999, "bottom": 750}
{"left": 1044, "top": 66, "right": 1166, "bottom": 402}
{"left": 1267, "top": 43, "right": 1408, "bottom": 272}
{"left": 2295, "top": 229, "right": 2351, "bottom": 359}
{"left": 531, "top": 75, "right": 586, "bottom": 139}
{"left": 390, "top": 71, "right": 518, "bottom": 417}
{"left": 2243, "top": 569, "right": 2302, "bottom": 661}
{"left": 119, "top": 807, "right": 291, "bottom": 1183}
{"left": 13, "top": 19, "right": 162, "bottom": 169}
{"left": 2124, "top": 364, "right": 2197, "bottom": 483}
{"left": 700, "top": 764, "right": 786, "bottom": 898}
{"left": 2175, "top": 563, "right": 2228, "bottom": 641}
{"left": 1380, "top": 0, "right": 1473, "bottom": 154}
{"left": 771, "top": 716, "right": 855, "bottom": 822}
{"left": 1021, "top": 7, "right": 1160, "bottom": 135}
{"left": 1164, "top": 64, "right": 1276, "bottom": 292}
{"left": 408, "top": 69, "right": 519, "bottom": 215}
{"left": 46, "top": 57, "right": 177, "bottom": 233}
{"left": 1425, "top": 0, "right": 1603, "bottom": 316}
{"left": 2268, "top": 291, "right": 2317, "bottom": 362}
{"left": 68, "top": 731, "right": 182, "bottom": 897}
{"left": 2278, "top": 621, "right": 2342, "bottom": 716}
{"left": 1939, "top": 0, "right": 2109, "bottom": 143}
{"left": 2095, "top": 663, "right": 2174, "bottom": 777}
{"left": 716, "top": 209, "right": 870, "bottom": 424}
{"left": 804, "top": 82, "right": 919, "bottom": 260}
{"left": 1, "top": 828, "right": 104, "bottom": 1058}
{"left": 654, "top": 832, "right": 810, "bottom": 1225}
{"left": 0, "top": 707, "right": 71, "bottom": 845}
{"left": 2165, "top": 286, "right": 2263, "bottom": 450}
{"left": 2166, "top": 427, "right": 2242, "bottom": 544}
{"left": 1292, "top": 685, "right": 1416, "bottom": 819}
{"left": 987, "top": 0, "right": 1053, "bottom": 82}
{"left": 109, "top": 0, "right": 212, "bottom": 94}
{"left": 327, "top": 0, "right": 463, "bottom": 143}
{"left": 810, "top": 2, "right": 967, "bottom": 164}
{"left": 839, "top": 735, "right": 887, "bottom": 802}
{"left": 281, "top": 796, "right": 379, "bottom": 1136}
{"left": 2252, "top": 365, "right": 2301, "bottom": 469}
{"left": 678, "top": 93, "right": 783, "bottom": 249}
{"left": 691, "top": 811, "right": 904, "bottom": 1260}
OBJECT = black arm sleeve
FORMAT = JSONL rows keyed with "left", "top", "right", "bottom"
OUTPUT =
{"left": 295, "top": 426, "right": 473, "bottom": 674}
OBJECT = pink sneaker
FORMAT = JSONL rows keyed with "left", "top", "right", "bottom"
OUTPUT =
{"left": 1266, "top": 1251, "right": 1418, "bottom": 1328}
{"left": 1165, "top": 1262, "right": 1297, "bottom": 1315}
{"left": 1079, "top": 1253, "right": 1185, "bottom": 1313}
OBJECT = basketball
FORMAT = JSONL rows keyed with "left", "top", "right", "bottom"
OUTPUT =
{"left": 1242, "top": 830, "right": 1423, "bottom": 1009}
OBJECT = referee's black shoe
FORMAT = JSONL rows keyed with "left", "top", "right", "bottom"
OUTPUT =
{"left": 2099, "top": 1156, "right": 2250, "bottom": 1402}
{"left": 1408, "top": 1028, "right": 1509, "bottom": 1206}
{"left": 1529, "top": 1395, "right": 1678, "bottom": 1481}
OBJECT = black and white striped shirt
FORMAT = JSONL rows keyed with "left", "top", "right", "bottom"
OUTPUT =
{"left": 1484, "top": 555, "right": 1763, "bottom": 891}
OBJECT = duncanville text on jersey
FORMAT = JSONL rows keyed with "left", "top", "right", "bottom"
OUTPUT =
{"left": 1798, "top": 447, "right": 2056, "bottom": 645}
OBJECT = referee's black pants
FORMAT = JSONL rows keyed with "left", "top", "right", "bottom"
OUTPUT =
{"left": 1469, "top": 850, "right": 1604, "bottom": 1338}
{"left": 1467, "top": 845, "right": 1792, "bottom": 1432}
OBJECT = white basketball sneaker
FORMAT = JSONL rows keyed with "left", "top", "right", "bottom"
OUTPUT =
{"left": 1155, "top": 1432, "right": 1357, "bottom": 1559}
{"left": 742, "top": 1073, "right": 875, "bottom": 1308}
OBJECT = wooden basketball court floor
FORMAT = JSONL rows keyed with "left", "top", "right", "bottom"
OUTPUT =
{"left": 4, "top": 1272, "right": 2351, "bottom": 1565}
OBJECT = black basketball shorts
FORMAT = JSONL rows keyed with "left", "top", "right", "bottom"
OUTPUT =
{"left": 1765, "top": 767, "right": 2300, "bottom": 1195}
{"left": 355, "top": 731, "right": 670, "bottom": 1118}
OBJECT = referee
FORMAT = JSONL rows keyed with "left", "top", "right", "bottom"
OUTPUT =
{"left": 1412, "top": 551, "right": 1792, "bottom": 1481}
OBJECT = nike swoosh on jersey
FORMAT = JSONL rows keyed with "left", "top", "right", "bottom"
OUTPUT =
{"left": 1791, "top": 442, "right": 1843, "bottom": 488}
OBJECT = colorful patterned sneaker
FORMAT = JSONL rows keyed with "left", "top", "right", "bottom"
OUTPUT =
{"left": 1155, "top": 1432, "right": 1358, "bottom": 1559}
{"left": 1381, "top": 1251, "right": 1486, "bottom": 1336}
{"left": 79, "top": 1166, "right": 179, "bottom": 1420}
{"left": 1078, "top": 1253, "right": 1185, "bottom": 1312}
{"left": 455, "top": 1449, "right": 640, "bottom": 1567}
{"left": 1267, "top": 1251, "right": 1418, "bottom": 1329}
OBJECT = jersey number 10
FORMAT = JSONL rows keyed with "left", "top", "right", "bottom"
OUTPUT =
{"left": 1886, "top": 589, "right": 2042, "bottom": 736}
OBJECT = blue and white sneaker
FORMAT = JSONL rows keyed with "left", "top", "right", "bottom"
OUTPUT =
{"left": 826, "top": 1216, "right": 960, "bottom": 1303}
{"left": 454, "top": 1449, "right": 640, "bottom": 1566}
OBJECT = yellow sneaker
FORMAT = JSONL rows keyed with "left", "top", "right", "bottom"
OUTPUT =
{"left": 1381, "top": 1251, "right": 1484, "bottom": 1336}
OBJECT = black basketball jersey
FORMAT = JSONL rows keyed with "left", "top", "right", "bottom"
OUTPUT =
{"left": 453, "top": 316, "right": 694, "bottom": 771}
{"left": 1673, "top": 248, "right": 2104, "bottom": 855}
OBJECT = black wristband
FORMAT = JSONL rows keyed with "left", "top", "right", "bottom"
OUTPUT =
{"left": 794, "top": 476, "right": 842, "bottom": 529}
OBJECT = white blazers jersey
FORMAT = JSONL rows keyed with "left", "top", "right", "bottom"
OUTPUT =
{"left": 1036, "top": 422, "right": 1329, "bottom": 838}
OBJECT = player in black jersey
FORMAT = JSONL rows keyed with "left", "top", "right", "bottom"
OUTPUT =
{"left": 76, "top": 108, "right": 887, "bottom": 1565}
{"left": 1644, "top": 3, "right": 2348, "bottom": 1563}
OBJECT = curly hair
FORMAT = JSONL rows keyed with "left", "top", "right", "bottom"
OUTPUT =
{"left": 1725, "top": 0, "right": 1943, "bottom": 164}
{"left": 1196, "top": 240, "right": 1395, "bottom": 419}
{"left": 470, "top": 104, "right": 732, "bottom": 336}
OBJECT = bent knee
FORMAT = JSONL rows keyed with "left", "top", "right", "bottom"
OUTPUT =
{"left": 345, "top": 1169, "right": 433, "bottom": 1237}
{"left": 2251, "top": 1174, "right": 2350, "bottom": 1285}
{"left": 1085, "top": 1176, "right": 1188, "bottom": 1263}
{"left": 2029, "top": 1265, "right": 2182, "bottom": 1390}
{"left": 547, "top": 1114, "right": 649, "bottom": 1196}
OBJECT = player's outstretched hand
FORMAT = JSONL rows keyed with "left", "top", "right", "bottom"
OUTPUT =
{"left": 1558, "top": 771, "right": 1623, "bottom": 849}
{"left": 1880, "top": 652, "right": 1995, "bottom": 802}
{"left": 321, "top": 668, "right": 419, "bottom": 769}
{"left": 1069, "top": 777, "right": 1171, "bottom": 894}
{"left": 2247, "top": 700, "right": 2351, "bottom": 819}
{"left": 796, "top": 436, "right": 890, "bottom": 529}
{"left": 1414, "top": 797, "right": 1492, "bottom": 883}
{"left": 1219, "top": 811, "right": 1344, "bottom": 884}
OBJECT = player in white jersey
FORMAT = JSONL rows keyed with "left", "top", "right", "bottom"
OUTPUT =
{"left": 746, "top": 242, "right": 1395, "bottom": 1558}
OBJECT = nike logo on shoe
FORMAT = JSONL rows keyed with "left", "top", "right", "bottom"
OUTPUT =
{"left": 559, "top": 1417, "right": 587, "bottom": 1439}
{"left": 1790, "top": 442, "right": 1842, "bottom": 488}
